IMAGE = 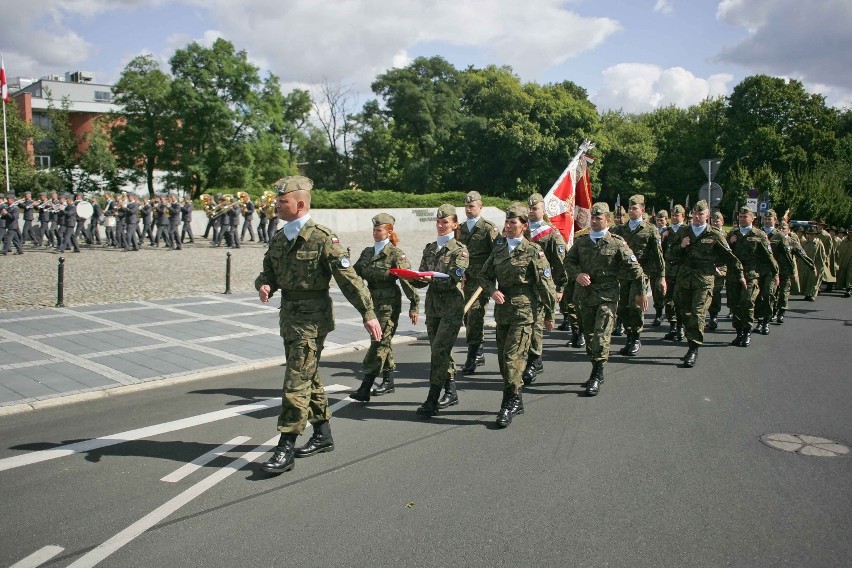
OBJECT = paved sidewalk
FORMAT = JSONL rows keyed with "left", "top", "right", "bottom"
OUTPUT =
{"left": 0, "top": 290, "right": 437, "bottom": 415}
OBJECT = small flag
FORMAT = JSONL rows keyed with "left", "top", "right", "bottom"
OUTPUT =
{"left": 0, "top": 57, "right": 9, "bottom": 103}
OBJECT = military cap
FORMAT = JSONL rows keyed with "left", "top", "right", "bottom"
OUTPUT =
{"left": 527, "top": 193, "right": 544, "bottom": 206}
{"left": 672, "top": 204, "right": 686, "bottom": 214}
{"left": 656, "top": 210, "right": 669, "bottom": 219}
{"left": 711, "top": 211, "right": 724, "bottom": 221}
{"left": 794, "top": 224, "right": 805, "bottom": 232}
{"left": 590, "top": 202, "right": 610, "bottom": 216}
{"left": 628, "top": 194, "right": 645, "bottom": 206}
{"left": 738, "top": 205, "right": 754, "bottom": 215}
{"left": 436, "top": 203, "right": 456, "bottom": 219}
{"left": 807, "top": 225, "right": 820, "bottom": 234}
{"left": 5, "top": 193, "right": 16, "bottom": 199}
{"left": 39, "top": 192, "right": 46, "bottom": 197}
{"left": 692, "top": 200, "right": 709, "bottom": 212}
{"left": 505, "top": 202, "right": 529, "bottom": 220}
{"left": 779, "top": 221, "right": 789, "bottom": 229}
{"left": 765, "top": 209, "right": 777, "bottom": 218}
{"left": 465, "top": 191, "right": 482, "bottom": 203}
{"left": 274, "top": 175, "right": 314, "bottom": 195}
{"left": 372, "top": 213, "right": 396, "bottom": 226}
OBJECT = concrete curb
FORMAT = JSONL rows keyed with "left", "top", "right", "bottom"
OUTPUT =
{"left": 0, "top": 333, "right": 427, "bottom": 417}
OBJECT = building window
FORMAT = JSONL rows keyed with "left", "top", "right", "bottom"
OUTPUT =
{"left": 32, "top": 113, "right": 52, "bottom": 130}
{"left": 35, "top": 155, "right": 51, "bottom": 169}
{"left": 94, "top": 91, "right": 112, "bottom": 102}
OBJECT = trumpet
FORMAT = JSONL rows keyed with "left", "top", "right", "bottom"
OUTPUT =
{"left": 211, "top": 201, "right": 240, "bottom": 219}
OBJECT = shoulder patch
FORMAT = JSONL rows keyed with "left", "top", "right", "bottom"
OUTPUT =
{"left": 340, "top": 258, "right": 350, "bottom": 268}
{"left": 461, "top": 251, "right": 469, "bottom": 257}
{"left": 630, "top": 254, "right": 637, "bottom": 262}
{"left": 455, "top": 267, "right": 464, "bottom": 277}
{"left": 331, "top": 236, "right": 340, "bottom": 244}
{"left": 400, "top": 254, "right": 406, "bottom": 259}
{"left": 542, "top": 267, "right": 551, "bottom": 279}
{"left": 538, "top": 251, "right": 545, "bottom": 258}
{"left": 558, "top": 245, "right": 565, "bottom": 254}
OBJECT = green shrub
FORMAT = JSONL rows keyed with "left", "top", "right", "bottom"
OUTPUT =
{"left": 309, "top": 189, "right": 515, "bottom": 210}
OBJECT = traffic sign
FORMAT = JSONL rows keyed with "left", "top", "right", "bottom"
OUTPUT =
{"left": 698, "top": 182, "right": 723, "bottom": 208}
{"left": 700, "top": 159, "right": 722, "bottom": 178}
{"left": 758, "top": 201, "right": 771, "bottom": 213}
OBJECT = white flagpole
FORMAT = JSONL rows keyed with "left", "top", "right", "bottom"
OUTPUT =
{"left": 2, "top": 55, "right": 9, "bottom": 194}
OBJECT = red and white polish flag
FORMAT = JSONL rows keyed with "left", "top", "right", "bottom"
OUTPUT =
{"left": 542, "top": 141, "right": 595, "bottom": 247}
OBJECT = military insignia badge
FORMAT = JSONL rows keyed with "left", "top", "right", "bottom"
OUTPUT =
{"left": 538, "top": 251, "right": 545, "bottom": 258}
{"left": 730, "top": 235, "right": 737, "bottom": 243}
{"left": 331, "top": 237, "right": 340, "bottom": 244}
{"left": 558, "top": 245, "right": 565, "bottom": 254}
{"left": 455, "top": 267, "right": 464, "bottom": 277}
{"left": 461, "top": 251, "right": 469, "bottom": 257}
{"left": 340, "top": 258, "right": 350, "bottom": 268}
{"left": 542, "top": 268, "right": 551, "bottom": 278}
{"left": 630, "top": 254, "right": 637, "bottom": 262}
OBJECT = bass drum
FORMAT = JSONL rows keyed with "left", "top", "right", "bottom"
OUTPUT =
{"left": 77, "top": 201, "right": 94, "bottom": 220}
{"left": 104, "top": 215, "right": 116, "bottom": 228}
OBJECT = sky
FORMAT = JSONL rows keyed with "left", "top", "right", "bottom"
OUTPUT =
{"left": 2, "top": 0, "right": 851, "bottom": 113}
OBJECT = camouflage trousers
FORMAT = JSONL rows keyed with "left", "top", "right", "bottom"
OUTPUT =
{"left": 755, "top": 274, "right": 778, "bottom": 321}
{"left": 362, "top": 302, "right": 399, "bottom": 376}
{"left": 496, "top": 322, "right": 532, "bottom": 395}
{"left": 663, "top": 273, "right": 681, "bottom": 324}
{"left": 708, "top": 275, "right": 726, "bottom": 316}
{"left": 559, "top": 281, "right": 579, "bottom": 326}
{"left": 728, "top": 277, "right": 760, "bottom": 331}
{"left": 577, "top": 300, "right": 617, "bottom": 364}
{"left": 676, "top": 279, "right": 713, "bottom": 345}
{"left": 277, "top": 334, "right": 332, "bottom": 435}
{"left": 651, "top": 274, "right": 667, "bottom": 312}
{"left": 774, "top": 276, "right": 793, "bottom": 312}
{"left": 463, "top": 277, "right": 490, "bottom": 347}
{"left": 426, "top": 313, "right": 463, "bottom": 386}
{"left": 617, "top": 275, "right": 649, "bottom": 334}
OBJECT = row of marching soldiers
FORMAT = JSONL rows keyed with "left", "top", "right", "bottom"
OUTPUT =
{"left": 200, "top": 191, "right": 280, "bottom": 248}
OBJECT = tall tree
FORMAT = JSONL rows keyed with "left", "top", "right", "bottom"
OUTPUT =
{"left": 597, "top": 110, "right": 657, "bottom": 201}
{"left": 281, "top": 89, "right": 312, "bottom": 169}
{"left": 312, "top": 79, "right": 358, "bottom": 189}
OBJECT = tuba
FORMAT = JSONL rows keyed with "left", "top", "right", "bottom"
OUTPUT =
{"left": 237, "top": 191, "right": 250, "bottom": 214}
{"left": 263, "top": 190, "right": 276, "bottom": 218}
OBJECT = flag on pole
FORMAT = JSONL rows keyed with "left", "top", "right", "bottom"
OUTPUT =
{"left": 615, "top": 194, "right": 621, "bottom": 212}
{"left": 0, "top": 58, "right": 9, "bottom": 103}
{"left": 685, "top": 195, "right": 690, "bottom": 210}
{"left": 542, "top": 140, "right": 595, "bottom": 247}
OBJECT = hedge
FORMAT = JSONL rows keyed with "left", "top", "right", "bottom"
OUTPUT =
{"left": 308, "top": 189, "right": 515, "bottom": 210}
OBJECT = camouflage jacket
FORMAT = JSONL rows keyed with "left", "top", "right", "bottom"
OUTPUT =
{"left": 413, "top": 238, "right": 470, "bottom": 317}
{"left": 529, "top": 222, "right": 569, "bottom": 293}
{"left": 666, "top": 225, "right": 743, "bottom": 286}
{"left": 479, "top": 237, "right": 557, "bottom": 324}
{"left": 659, "top": 223, "right": 682, "bottom": 278}
{"left": 611, "top": 220, "right": 665, "bottom": 278}
{"left": 767, "top": 228, "right": 811, "bottom": 278}
{"left": 459, "top": 217, "right": 498, "bottom": 275}
{"left": 255, "top": 218, "right": 376, "bottom": 339}
{"left": 354, "top": 242, "right": 420, "bottom": 314}
{"left": 726, "top": 227, "right": 779, "bottom": 280}
{"left": 565, "top": 231, "right": 644, "bottom": 306}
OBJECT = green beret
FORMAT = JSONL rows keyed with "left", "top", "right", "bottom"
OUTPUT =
{"left": 628, "top": 194, "right": 645, "bottom": 206}
{"left": 692, "top": 200, "right": 709, "bottom": 212}
{"left": 527, "top": 193, "right": 544, "bottom": 206}
{"left": 711, "top": 211, "right": 724, "bottom": 221}
{"left": 656, "top": 210, "right": 669, "bottom": 219}
{"left": 465, "top": 191, "right": 482, "bottom": 203}
{"left": 436, "top": 203, "right": 456, "bottom": 219}
{"left": 590, "top": 202, "right": 610, "bottom": 216}
{"left": 372, "top": 213, "right": 396, "bottom": 226}
{"left": 738, "top": 205, "right": 754, "bottom": 215}
{"left": 672, "top": 204, "right": 686, "bottom": 214}
{"left": 274, "top": 175, "right": 314, "bottom": 195}
{"left": 505, "top": 202, "right": 529, "bottom": 220}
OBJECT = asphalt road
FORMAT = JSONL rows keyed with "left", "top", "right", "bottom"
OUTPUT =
{"left": 1, "top": 295, "right": 850, "bottom": 567}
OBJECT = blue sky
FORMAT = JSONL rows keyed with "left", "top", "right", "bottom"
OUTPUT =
{"left": 2, "top": 0, "right": 850, "bottom": 112}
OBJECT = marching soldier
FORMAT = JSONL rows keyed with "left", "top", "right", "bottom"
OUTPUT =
{"left": 561, "top": 228, "right": 588, "bottom": 349}
{"left": 522, "top": 192, "right": 567, "bottom": 384}
{"left": 666, "top": 201, "right": 744, "bottom": 367}
{"left": 36, "top": 193, "right": 51, "bottom": 247}
{"left": 255, "top": 175, "right": 380, "bottom": 474}
{"left": 168, "top": 194, "right": 182, "bottom": 250}
{"left": 73, "top": 193, "right": 88, "bottom": 243}
{"left": 257, "top": 197, "right": 268, "bottom": 244}
{"left": 240, "top": 192, "right": 256, "bottom": 242}
{"left": 153, "top": 195, "right": 172, "bottom": 249}
{"left": 726, "top": 206, "right": 778, "bottom": 346}
{"left": 58, "top": 194, "right": 81, "bottom": 253}
{"left": 20, "top": 191, "right": 37, "bottom": 245}
{"left": 479, "top": 203, "right": 556, "bottom": 427}
{"left": 349, "top": 213, "right": 420, "bottom": 401}
{"left": 764, "top": 212, "right": 813, "bottom": 324}
{"left": 226, "top": 197, "right": 240, "bottom": 248}
{"left": 611, "top": 194, "right": 665, "bottom": 356}
{"left": 565, "top": 203, "right": 645, "bottom": 396}
{"left": 815, "top": 220, "right": 836, "bottom": 291}
{"left": 123, "top": 193, "right": 140, "bottom": 251}
{"left": 88, "top": 195, "right": 103, "bottom": 245}
{"left": 1, "top": 194, "right": 24, "bottom": 255}
{"left": 102, "top": 192, "right": 117, "bottom": 247}
{"left": 651, "top": 210, "right": 670, "bottom": 325}
{"left": 661, "top": 205, "right": 686, "bottom": 340}
{"left": 800, "top": 227, "right": 827, "bottom": 301}
{"left": 141, "top": 197, "right": 154, "bottom": 245}
{"left": 180, "top": 196, "right": 195, "bottom": 244}
{"left": 114, "top": 194, "right": 127, "bottom": 249}
{"left": 458, "top": 191, "right": 498, "bottom": 374}
{"left": 706, "top": 211, "right": 727, "bottom": 329}
{"left": 836, "top": 227, "right": 852, "bottom": 298}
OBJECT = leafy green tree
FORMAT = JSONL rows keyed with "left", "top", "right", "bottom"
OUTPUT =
{"left": 110, "top": 54, "right": 174, "bottom": 197}
{"left": 281, "top": 89, "right": 312, "bottom": 168}
{"left": 78, "top": 121, "right": 118, "bottom": 193}
{"left": 42, "top": 92, "right": 79, "bottom": 191}
{"left": 350, "top": 100, "right": 405, "bottom": 190}
{"left": 2, "top": 99, "right": 45, "bottom": 192}
{"left": 597, "top": 110, "right": 657, "bottom": 201}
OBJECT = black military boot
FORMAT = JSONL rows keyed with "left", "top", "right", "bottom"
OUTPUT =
{"left": 730, "top": 328, "right": 743, "bottom": 346}
{"left": 753, "top": 319, "right": 764, "bottom": 333}
{"left": 760, "top": 320, "right": 770, "bottom": 335}
{"left": 740, "top": 329, "right": 752, "bottom": 347}
{"left": 495, "top": 392, "right": 524, "bottom": 428}
{"left": 416, "top": 383, "right": 443, "bottom": 417}
{"left": 707, "top": 314, "right": 718, "bottom": 330}
{"left": 825, "top": 283, "right": 834, "bottom": 292}
{"left": 844, "top": 288, "right": 851, "bottom": 298}
{"left": 652, "top": 308, "right": 663, "bottom": 326}
{"left": 522, "top": 354, "right": 543, "bottom": 385}
{"left": 557, "top": 317, "right": 571, "bottom": 331}
{"left": 294, "top": 421, "right": 335, "bottom": 458}
{"left": 622, "top": 332, "right": 641, "bottom": 356}
{"left": 261, "top": 433, "right": 297, "bottom": 473}
{"left": 475, "top": 344, "right": 485, "bottom": 366}
{"left": 371, "top": 370, "right": 395, "bottom": 396}
{"left": 585, "top": 363, "right": 604, "bottom": 396}
{"left": 437, "top": 376, "right": 459, "bottom": 409}
{"left": 613, "top": 318, "right": 625, "bottom": 336}
{"left": 570, "top": 325, "right": 586, "bottom": 348}
{"left": 683, "top": 342, "right": 698, "bottom": 368}
{"left": 350, "top": 374, "right": 376, "bottom": 402}
{"left": 775, "top": 309, "right": 785, "bottom": 324}
{"left": 461, "top": 344, "right": 479, "bottom": 374}
{"left": 675, "top": 324, "right": 685, "bottom": 341}
{"left": 663, "top": 322, "right": 678, "bottom": 340}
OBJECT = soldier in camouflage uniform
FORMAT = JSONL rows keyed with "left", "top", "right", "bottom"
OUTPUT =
{"left": 255, "top": 176, "right": 381, "bottom": 474}
{"left": 459, "top": 191, "right": 498, "bottom": 374}
{"left": 651, "top": 210, "right": 670, "bottom": 326}
{"left": 565, "top": 202, "right": 645, "bottom": 396}
{"left": 726, "top": 205, "right": 779, "bottom": 347}
{"left": 666, "top": 201, "right": 745, "bottom": 367}
{"left": 661, "top": 205, "right": 687, "bottom": 341}
{"left": 410, "top": 204, "right": 470, "bottom": 417}
{"left": 763, "top": 212, "right": 814, "bottom": 324}
{"left": 350, "top": 213, "right": 420, "bottom": 402}
{"left": 522, "top": 193, "right": 567, "bottom": 384}
{"left": 611, "top": 194, "right": 665, "bottom": 356}
{"left": 479, "top": 203, "right": 557, "bottom": 427}
{"left": 560, "top": 228, "right": 588, "bottom": 349}
{"left": 706, "top": 211, "right": 728, "bottom": 330}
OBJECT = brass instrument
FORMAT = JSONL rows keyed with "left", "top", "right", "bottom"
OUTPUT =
{"left": 262, "top": 190, "right": 276, "bottom": 218}
{"left": 237, "top": 191, "right": 250, "bottom": 215}
{"left": 211, "top": 195, "right": 239, "bottom": 219}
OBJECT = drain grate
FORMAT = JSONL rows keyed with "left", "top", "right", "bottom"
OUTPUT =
{"left": 760, "top": 433, "right": 850, "bottom": 457}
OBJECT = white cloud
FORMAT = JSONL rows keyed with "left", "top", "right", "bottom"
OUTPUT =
{"left": 653, "top": 0, "right": 674, "bottom": 15}
{"left": 593, "top": 63, "right": 733, "bottom": 113}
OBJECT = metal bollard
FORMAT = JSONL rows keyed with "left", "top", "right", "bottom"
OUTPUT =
{"left": 225, "top": 252, "right": 232, "bottom": 294}
{"left": 56, "top": 257, "right": 66, "bottom": 307}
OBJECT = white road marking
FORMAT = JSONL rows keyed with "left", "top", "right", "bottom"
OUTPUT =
{"left": 66, "top": 436, "right": 278, "bottom": 568}
{"left": 161, "top": 436, "right": 251, "bottom": 483}
{"left": 0, "top": 384, "right": 349, "bottom": 473}
{"left": 9, "top": 545, "right": 64, "bottom": 568}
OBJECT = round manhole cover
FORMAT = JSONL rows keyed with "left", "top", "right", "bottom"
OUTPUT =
{"left": 760, "top": 433, "right": 850, "bottom": 457}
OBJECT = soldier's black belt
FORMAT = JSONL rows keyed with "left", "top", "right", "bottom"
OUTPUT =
{"left": 497, "top": 286, "right": 534, "bottom": 296}
{"left": 281, "top": 289, "right": 329, "bottom": 300}
{"left": 368, "top": 282, "right": 397, "bottom": 290}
